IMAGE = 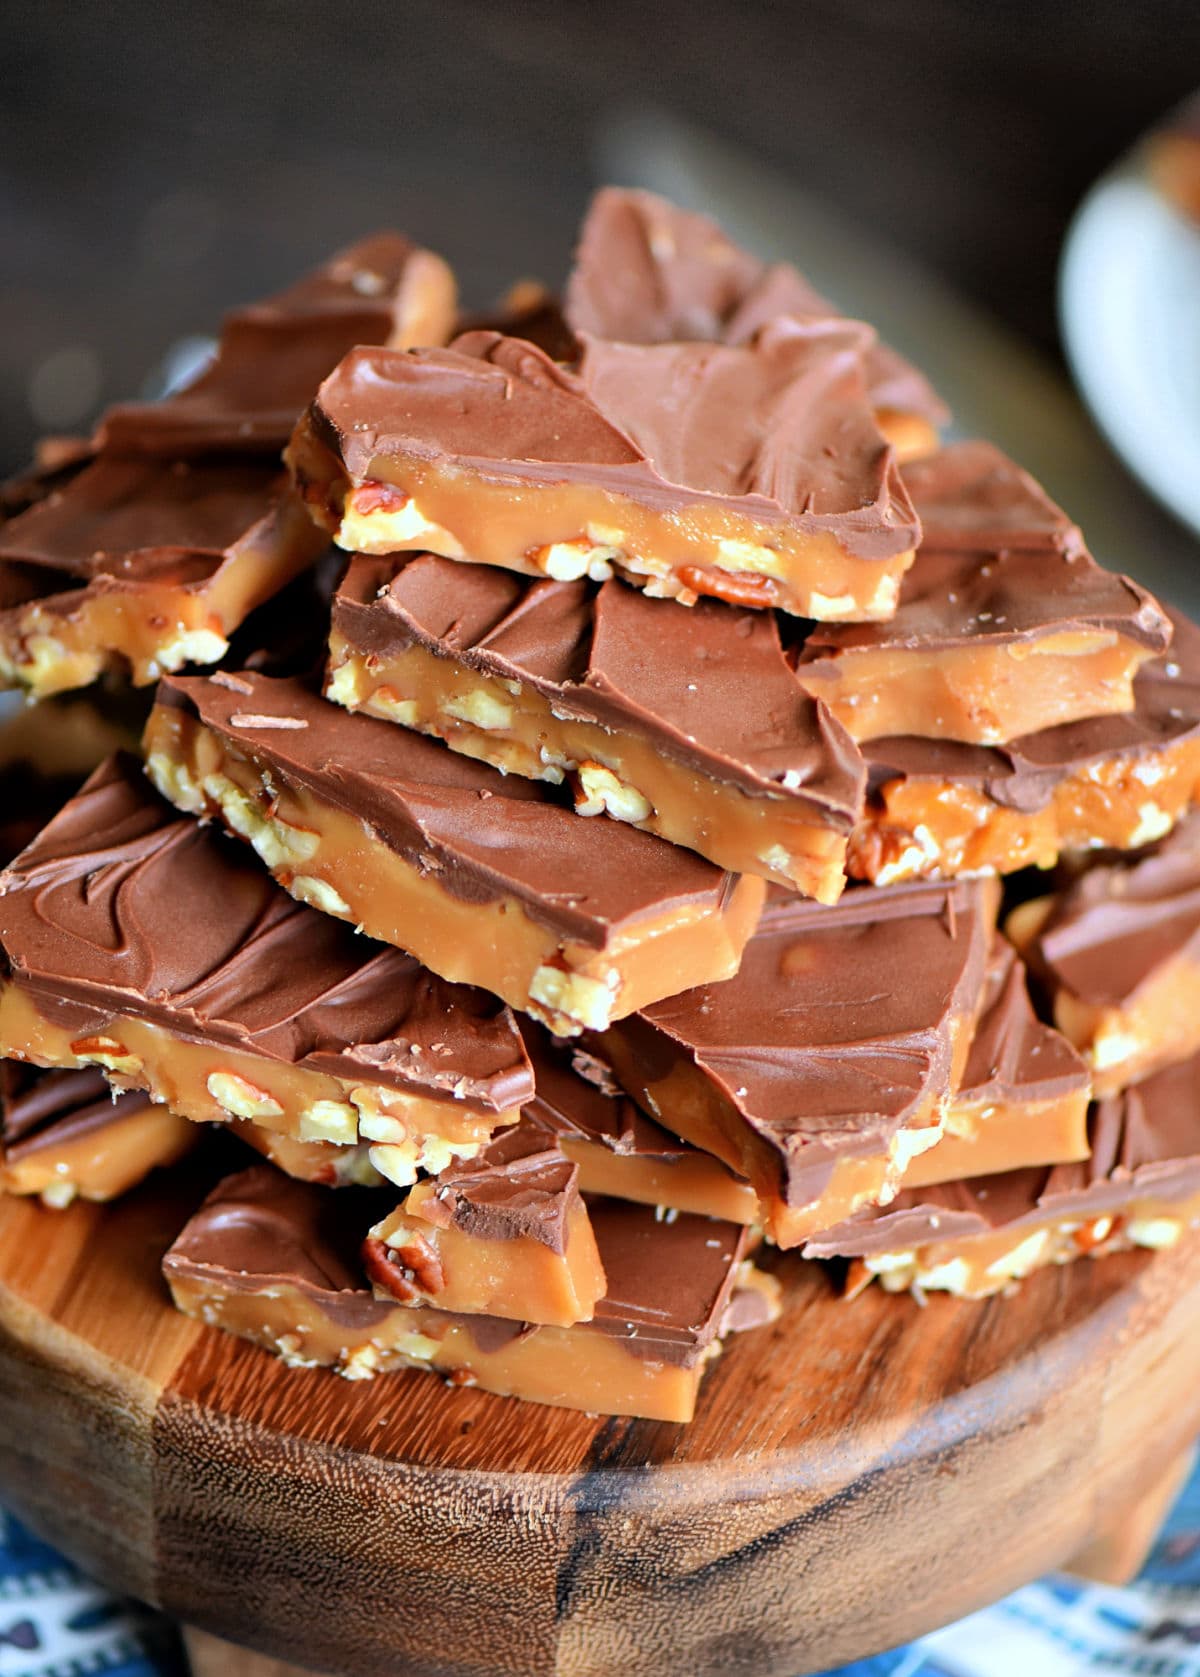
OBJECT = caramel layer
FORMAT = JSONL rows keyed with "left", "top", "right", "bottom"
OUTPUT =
{"left": 0, "top": 1099, "right": 195, "bottom": 1207}
{"left": 847, "top": 736, "right": 1200, "bottom": 885}
{"left": 167, "top": 1272, "right": 708, "bottom": 1421}
{"left": 0, "top": 984, "right": 510, "bottom": 1187}
{"left": 326, "top": 638, "right": 848, "bottom": 901}
{"left": 288, "top": 424, "right": 912, "bottom": 622}
{"left": 230, "top": 1123, "right": 384, "bottom": 1187}
{"left": 366, "top": 1186, "right": 607, "bottom": 1327}
{"left": 0, "top": 489, "right": 324, "bottom": 698}
{"left": 144, "top": 706, "right": 766, "bottom": 1036}
{"left": 800, "top": 634, "right": 1150, "bottom": 747}
{"left": 560, "top": 1134, "right": 760, "bottom": 1225}
{"left": 901, "top": 1088, "right": 1092, "bottom": 1191}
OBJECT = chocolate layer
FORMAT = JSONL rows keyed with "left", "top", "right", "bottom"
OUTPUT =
{"left": 0, "top": 755, "right": 533, "bottom": 1116}
{"left": 804, "top": 1049, "right": 1200, "bottom": 1259}
{"left": 0, "top": 1061, "right": 154, "bottom": 1162}
{"left": 96, "top": 233, "right": 457, "bottom": 457}
{"left": 155, "top": 670, "right": 742, "bottom": 950}
{"left": 604, "top": 877, "right": 994, "bottom": 1211}
{"left": 331, "top": 552, "right": 863, "bottom": 823}
{"left": 304, "top": 324, "right": 918, "bottom": 566}
{"left": 566, "top": 186, "right": 948, "bottom": 426}
{"left": 958, "top": 940, "right": 1089, "bottom": 1110}
{"left": 863, "top": 605, "right": 1200, "bottom": 815}
{"left": 798, "top": 441, "right": 1168, "bottom": 678}
{"left": 165, "top": 1164, "right": 751, "bottom": 1368}
{"left": 411, "top": 1119, "right": 579, "bottom": 1253}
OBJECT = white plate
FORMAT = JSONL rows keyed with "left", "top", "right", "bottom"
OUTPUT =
{"left": 1060, "top": 147, "right": 1200, "bottom": 540}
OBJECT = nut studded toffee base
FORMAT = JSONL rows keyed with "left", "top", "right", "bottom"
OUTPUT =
{"left": 325, "top": 554, "right": 862, "bottom": 900}
{"left": 163, "top": 1166, "right": 775, "bottom": 1422}
{"left": 0, "top": 459, "right": 326, "bottom": 698}
{"left": 0, "top": 757, "right": 533, "bottom": 1188}
{"left": 145, "top": 673, "right": 765, "bottom": 1036}
{"left": 0, "top": 1064, "right": 196, "bottom": 1207}
{"left": 600, "top": 878, "right": 998, "bottom": 1246}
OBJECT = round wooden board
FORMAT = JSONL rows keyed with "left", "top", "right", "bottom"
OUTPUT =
{"left": 1, "top": 1171, "right": 1199, "bottom": 1677}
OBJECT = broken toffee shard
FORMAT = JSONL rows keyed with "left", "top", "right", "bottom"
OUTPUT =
{"left": 95, "top": 231, "right": 458, "bottom": 457}
{"left": 143, "top": 670, "right": 765, "bottom": 1037}
{"left": 325, "top": 552, "right": 864, "bottom": 901}
{"left": 164, "top": 1164, "right": 776, "bottom": 1422}
{"left": 599, "top": 876, "right": 997, "bottom": 1247}
{"left": 285, "top": 324, "right": 920, "bottom": 620}
{"left": 796, "top": 442, "right": 1170, "bottom": 746}
{"left": 0, "top": 455, "right": 326, "bottom": 697}
{"left": 0, "top": 755, "right": 533, "bottom": 1187}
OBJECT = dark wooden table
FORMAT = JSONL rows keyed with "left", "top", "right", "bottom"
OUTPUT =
{"left": 2, "top": 0, "right": 1198, "bottom": 466}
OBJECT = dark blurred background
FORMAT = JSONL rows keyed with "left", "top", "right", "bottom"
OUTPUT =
{"left": 2, "top": 0, "right": 1199, "bottom": 468}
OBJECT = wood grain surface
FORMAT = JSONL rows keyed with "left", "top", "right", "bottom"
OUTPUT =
{"left": 1, "top": 1167, "right": 1199, "bottom": 1677}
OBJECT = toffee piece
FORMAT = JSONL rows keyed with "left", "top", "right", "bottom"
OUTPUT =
{"left": 95, "top": 232, "right": 457, "bottom": 457}
{"left": 0, "top": 1062, "right": 195, "bottom": 1207}
{"left": 806, "top": 1051, "right": 1200, "bottom": 1298}
{"left": 144, "top": 671, "right": 766, "bottom": 1037}
{"left": 599, "top": 877, "right": 998, "bottom": 1247}
{"left": 796, "top": 443, "right": 1170, "bottom": 745}
{"left": 566, "top": 185, "right": 948, "bottom": 459}
{"left": 325, "top": 552, "right": 864, "bottom": 901}
{"left": 0, "top": 455, "right": 326, "bottom": 697}
{"left": 1007, "top": 814, "right": 1200, "bottom": 1096}
{"left": 286, "top": 326, "right": 920, "bottom": 621}
{"left": 163, "top": 1165, "right": 775, "bottom": 1422}
{"left": 0, "top": 756, "right": 533, "bottom": 1186}
{"left": 847, "top": 608, "right": 1200, "bottom": 885}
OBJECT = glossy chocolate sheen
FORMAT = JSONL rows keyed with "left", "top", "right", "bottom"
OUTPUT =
{"left": 1025, "top": 812, "right": 1200, "bottom": 1009}
{"left": 566, "top": 186, "right": 948, "bottom": 425}
{"left": 308, "top": 326, "right": 919, "bottom": 564}
{"left": 165, "top": 1164, "right": 750, "bottom": 1366}
{"left": 96, "top": 233, "right": 454, "bottom": 456}
{"left": 0, "top": 1061, "right": 154, "bottom": 1161}
{"left": 959, "top": 940, "right": 1089, "bottom": 1107}
{"left": 607, "top": 878, "right": 994, "bottom": 1209}
{"left": 156, "top": 671, "right": 741, "bottom": 949}
{"left": 799, "top": 441, "right": 1169, "bottom": 666}
{"left": 333, "top": 553, "right": 864, "bottom": 823}
{"left": 864, "top": 606, "right": 1200, "bottom": 814}
{"left": 0, "top": 455, "right": 289, "bottom": 592}
{"left": 0, "top": 755, "right": 533, "bottom": 1115}
{"left": 417, "top": 1118, "right": 580, "bottom": 1252}
{"left": 804, "top": 1050, "right": 1200, "bottom": 1259}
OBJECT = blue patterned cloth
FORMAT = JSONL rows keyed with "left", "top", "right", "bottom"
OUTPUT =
{"left": 5, "top": 1466, "right": 1200, "bottom": 1677}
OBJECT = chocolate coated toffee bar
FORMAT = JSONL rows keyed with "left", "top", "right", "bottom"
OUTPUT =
{"left": 0, "top": 1063, "right": 195, "bottom": 1207}
{"left": 286, "top": 324, "right": 920, "bottom": 620}
{"left": 848, "top": 608, "right": 1200, "bottom": 885}
{"left": 325, "top": 553, "right": 863, "bottom": 900}
{"left": 598, "top": 877, "right": 998, "bottom": 1246}
{"left": 0, "top": 756, "right": 533, "bottom": 1186}
{"left": 0, "top": 455, "right": 326, "bottom": 697}
{"left": 144, "top": 671, "right": 765, "bottom": 1035}
{"left": 164, "top": 1165, "right": 778, "bottom": 1421}
{"left": 806, "top": 1050, "right": 1200, "bottom": 1298}
{"left": 566, "top": 185, "right": 948, "bottom": 460}
{"left": 1008, "top": 815, "right": 1200, "bottom": 1097}
{"left": 796, "top": 442, "right": 1170, "bottom": 745}
{"left": 95, "top": 232, "right": 457, "bottom": 457}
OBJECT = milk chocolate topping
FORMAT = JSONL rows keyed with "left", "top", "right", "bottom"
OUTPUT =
{"left": 958, "top": 940, "right": 1089, "bottom": 1108}
{"left": 0, "top": 1061, "right": 154, "bottom": 1162}
{"left": 1025, "top": 812, "right": 1200, "bottom": 1009}
{"left": 332, "top": 553, "right": 864, "bottom": 822}
{"left": 157, "top": 671, "right": 740, "bottom": 949}
{"left": 166, "top": 1164, "right": 750, "bottom": 1366}
{"left": 307, "top": 326, "right": 919, "bottom": 564}
{"left": 565, "top": 187, "right": 948, "bottom": 426}
{"left": 804, "top": 1049, "right": 1200, "bottom": 1259}
{"left": 96, "top": 233, "right": 456, "bottom": 457}
{"left": 606, "top": 877, "right": 994, "bottom": 1208}
{"left": 0, "top": 756, "right": 533, "bottom": 1115}
{"left": 417, "top": 1120, "right": 580, "bottom": 1252}
{"left": 864, "top": 606, "right": 1200, "bottom": 814}
{"left": 799, "top": 441, "right": 1169, "bottom": 666}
